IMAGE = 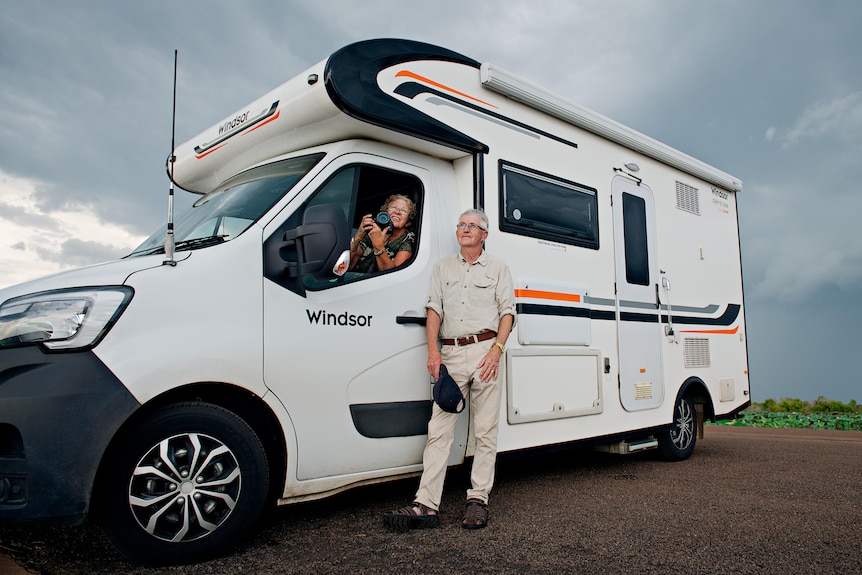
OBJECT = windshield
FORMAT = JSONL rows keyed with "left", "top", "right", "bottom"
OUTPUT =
{"left": 130, "top": 153, "right": 324, "bottom": 256}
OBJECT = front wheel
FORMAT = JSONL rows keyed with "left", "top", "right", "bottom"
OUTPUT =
{"left": 657, "top": 395, "right": 697, "bottom": 461}
{"left": 96, "top": 402, "right": 270, "bottom": 565}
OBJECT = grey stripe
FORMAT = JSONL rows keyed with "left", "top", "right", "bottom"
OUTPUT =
{"left": 586, "top": 296, "right": 720, "bottom": 315}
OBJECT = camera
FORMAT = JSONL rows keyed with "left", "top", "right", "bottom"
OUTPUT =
{"left": 374, "top": 212, "right": 393, "bottom": 232}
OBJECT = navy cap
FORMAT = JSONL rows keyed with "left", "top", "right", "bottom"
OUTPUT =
{"left": 433, "top": 364, "right": 465, "bottom": 413}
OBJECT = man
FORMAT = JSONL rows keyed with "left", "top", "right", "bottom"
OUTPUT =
{"left": 384, "top": 208, "right": 515, "bottom": 530}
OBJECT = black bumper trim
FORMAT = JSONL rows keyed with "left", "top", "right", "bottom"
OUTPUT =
{"left": 0, "top": 346, "right": 140, "bottom": 523}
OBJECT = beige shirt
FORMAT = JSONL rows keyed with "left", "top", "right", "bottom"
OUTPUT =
{"left": 425, "top": 250, "right": 516, "bottom": 339}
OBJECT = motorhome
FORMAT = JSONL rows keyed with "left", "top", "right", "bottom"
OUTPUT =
{"left": 0, "top": 38, "right": 749, "bottom": 563}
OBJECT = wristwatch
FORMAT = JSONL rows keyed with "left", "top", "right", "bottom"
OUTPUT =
{"left": 493, "top": 342, "right": 505, "bottom": 353}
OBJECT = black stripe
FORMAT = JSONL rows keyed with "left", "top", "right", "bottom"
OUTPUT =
{"left": 665, "top": 304, "right": 741, "bottom": 326}
{"left": 517, "top": 303, "right": 590, "bottom": 318}
{"left": 193, "top": 101, "right": 280, "bottom": 155}
{"left": 350, "top": 401, "right": 432, "bottom": 438}
{"left": 621, "top": 311, "right": 660, "bottom": 323}
{"left": 590, "top": 309, "right": 617, "bottom": 321}
{"left": 324, "top": 39, "right": 488, "bottom": 154}
{"left": 394, "top": 82, "right": 579, "bottom": 150}
{"left": 517, "top": 302, "right": 741, "bottom": 327}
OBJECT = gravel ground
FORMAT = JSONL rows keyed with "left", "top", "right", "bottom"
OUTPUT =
{"left": 1, "top": 426, "right": 861, "bottom": 575}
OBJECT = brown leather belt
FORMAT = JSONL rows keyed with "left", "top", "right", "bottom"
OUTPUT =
{"left": 440, "top": 331, "right": 496, "bottom": 346}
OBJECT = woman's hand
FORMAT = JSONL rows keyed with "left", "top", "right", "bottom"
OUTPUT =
{"left": 354, "top": 214, "right": 374, "bottom": 243}
{"left": 362, "top": 216, "right": 390, "bottom": 250}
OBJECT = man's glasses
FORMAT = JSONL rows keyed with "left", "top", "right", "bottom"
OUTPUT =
{"left": 456, "top": 222, "right": 486, "bottom": 231}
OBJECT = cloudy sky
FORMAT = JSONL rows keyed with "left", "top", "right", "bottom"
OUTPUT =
{"left": 2, "top": 1, "right": 860, "bottom": 403}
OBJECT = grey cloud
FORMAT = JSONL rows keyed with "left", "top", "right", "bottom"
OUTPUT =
{"left": 0, "top": 200, "right": 62, "bottom": 231}
{"left": 33, "top": 238, "right": 129, "bottom": 266}
{"left": 778, "top": 92, "right": 862, "bottom": 150}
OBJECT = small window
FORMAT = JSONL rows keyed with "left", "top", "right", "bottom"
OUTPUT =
{"left": 499, "top": 162, "right": 598, "bottom": 249}
{"left": 622, "top": 192, "right": 649, "bottom": 286}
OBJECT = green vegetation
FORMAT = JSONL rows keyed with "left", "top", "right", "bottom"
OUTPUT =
{"left": 714, "top": 396, "right": 862, "bottom": 431}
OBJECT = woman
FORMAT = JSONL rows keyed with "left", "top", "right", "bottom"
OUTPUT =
{"left": 349, "top": 194, "right": 417, "bottom": 273}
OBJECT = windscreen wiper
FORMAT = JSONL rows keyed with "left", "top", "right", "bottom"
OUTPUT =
{"left": 129, "top": 235, "right": 228, "bottom": 257}
{"left": 173, "top": 235, "right": 228, "bottom": 252}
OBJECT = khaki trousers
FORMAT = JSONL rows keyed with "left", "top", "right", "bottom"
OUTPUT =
{"left": 414, "top": 340, "right": 503, "bottom": 510}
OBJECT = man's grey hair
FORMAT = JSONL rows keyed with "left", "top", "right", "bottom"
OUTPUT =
{"left": 459, "top": 208, "right": 489, "bottom": 231}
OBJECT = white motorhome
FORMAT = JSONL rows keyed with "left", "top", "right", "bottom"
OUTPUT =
{"left": 0, "top": 39, "right": 749, "bottom": 563}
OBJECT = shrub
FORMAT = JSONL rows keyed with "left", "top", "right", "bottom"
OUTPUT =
{"left": 716, "top": 396, "right": 862, "bottom": 430}
{"left": 748, "top": 397, "right": 861, "bottom": 415}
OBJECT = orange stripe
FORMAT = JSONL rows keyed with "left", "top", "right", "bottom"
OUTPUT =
{"left": 395, "top": 70, "right": 498, "bottom": 108}
{"left": 515, "top": 289, "right": 581, "bottom": 303}
{"left": 195, "top": 142, "right": 227, "bottom": 159}
{"left": 679, "top": 326, "right": 740, "bottom": 335}
{"left": 196, "top": 109, "right": 281, "bottom": 159}
{"left": 242, "top": 109, "right": 280, "bottom": 136}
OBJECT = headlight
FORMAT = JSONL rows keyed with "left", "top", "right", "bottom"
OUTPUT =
{"left": 0, "top": 287, "right": 133, "bottom": 350}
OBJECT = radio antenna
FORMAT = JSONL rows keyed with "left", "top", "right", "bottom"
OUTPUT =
{"left": 164, "top": 49, "right": 178, "bottom": 266}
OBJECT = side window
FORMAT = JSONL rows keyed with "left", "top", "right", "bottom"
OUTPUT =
{"left": 499, "top": 161, "right": 599, "bottom": 249}
{"left": 302, "top": 164, "right": 423, "bottom": 290}
{"left": 622, "top": 192, "right": 649, "bottom": 286}
{"left": 306, "top": 167, "right": 358, "bottom": 221}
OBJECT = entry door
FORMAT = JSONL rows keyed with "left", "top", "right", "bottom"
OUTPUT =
{"left": 262, "top": 154, "right": 450, "bottom": 481}
{"left": 611, "top": 175, "right": 664, "bottom": 411}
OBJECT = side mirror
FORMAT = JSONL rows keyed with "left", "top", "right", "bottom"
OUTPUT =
{"left": 263, "top": 203, "right": 351, "bottom": 296}
{"left": 282, "top": 204, "right": 350, "bottom": 280}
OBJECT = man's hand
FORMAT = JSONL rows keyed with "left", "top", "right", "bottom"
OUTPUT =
{"left": 476, "top": 345, "right": 503, "bottom": 382}
{"left": 427, "top": 350, "right": 442, "bottom": 380}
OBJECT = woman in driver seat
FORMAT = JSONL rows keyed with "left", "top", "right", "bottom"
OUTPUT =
{"left": 348, "top": 194, "right": 416, "bottom": 273}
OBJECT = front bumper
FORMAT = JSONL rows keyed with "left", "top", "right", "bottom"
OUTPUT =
{"left": 0, "top": 345, "right": 140, "bottom": 523}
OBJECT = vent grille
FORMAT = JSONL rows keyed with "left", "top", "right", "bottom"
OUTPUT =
{"left": 684, "top": 338, "right": 710, "bottom": 367}
{"left": 634, "top": 382, "right": 653, "bottom": 400}
{"left": 676, "top": 181, "right": 700, "bottom": 215}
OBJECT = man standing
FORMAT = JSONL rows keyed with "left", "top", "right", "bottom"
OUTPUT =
{"left": 384, "top": 209, "right": 515, "bottom": 530}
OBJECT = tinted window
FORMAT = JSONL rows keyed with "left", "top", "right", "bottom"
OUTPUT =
{"left": 622, "top": 192, "right": 649, "bottom": 286}
{"left": 500, "top": 162, "right": 598, "bottom": 249}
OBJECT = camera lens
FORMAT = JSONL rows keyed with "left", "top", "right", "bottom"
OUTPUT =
{"left": 375, "top": 212, "right": 392, "bottom": 228}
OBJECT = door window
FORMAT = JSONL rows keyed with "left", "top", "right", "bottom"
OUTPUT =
{"left": 301, "top": 164, "right": 423, "bottom": 289}
{"left": 622, "top": 192, "right": 649, "bottom": 286}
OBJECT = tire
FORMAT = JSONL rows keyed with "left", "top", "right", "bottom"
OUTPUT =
{"left": 96, "top": 402, "right": 269, "bottom": 565}
{"left": 657, "top": 395, "right": 697, "bottom": 461}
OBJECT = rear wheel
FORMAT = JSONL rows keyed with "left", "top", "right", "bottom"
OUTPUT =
{"left": 657, "top": 395, "right": 697, "bottom": 461}
{"left": 96, "top": 402, "right": 269, "bottom": 565}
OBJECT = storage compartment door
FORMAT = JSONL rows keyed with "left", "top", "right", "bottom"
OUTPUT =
{"left": 506, "top": 347, "right": 602, "bottom": 424}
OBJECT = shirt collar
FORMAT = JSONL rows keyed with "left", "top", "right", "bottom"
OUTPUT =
{"left": 458, "top": 250, "right": 488, "bottom": 266}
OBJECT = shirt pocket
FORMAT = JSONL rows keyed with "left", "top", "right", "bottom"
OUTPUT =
{"left": 438, "top": 272, "right": 463, "bottom": 309}
{"left": 469, "top": 274, "right": 498, "bottom": 307}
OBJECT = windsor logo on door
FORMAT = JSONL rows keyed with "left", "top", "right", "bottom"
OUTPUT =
{"left": 306, "top": 309, "right": 374, "bottom": 327}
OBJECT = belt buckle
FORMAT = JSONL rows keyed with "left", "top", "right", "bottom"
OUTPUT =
{"left": 456, "top": 335, "right": 476, "bottom": 346}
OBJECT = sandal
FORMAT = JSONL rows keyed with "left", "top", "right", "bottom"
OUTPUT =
{"left": 383, "top": 502, "right": 439, "bottom": 530}
{"left": 462, "top": 499, "right": 489, "bottom": 529}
